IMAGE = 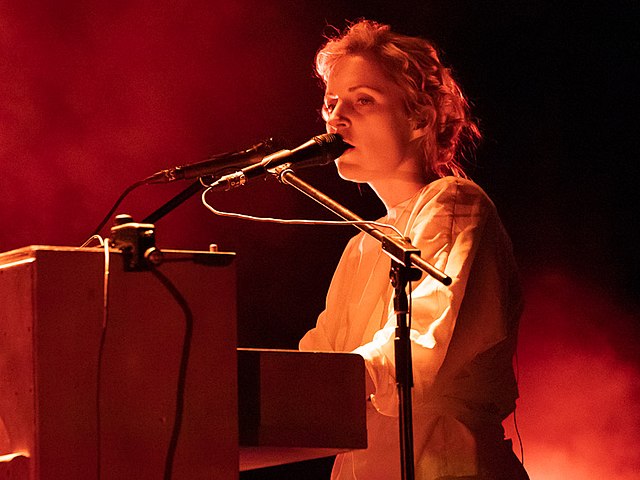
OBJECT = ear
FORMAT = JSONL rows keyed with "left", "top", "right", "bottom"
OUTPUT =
{"left": 410, "top": 118, "right": 429, "bottom": 141}
{"left": 410, "top": 108, "right": 435, "bottom": 140}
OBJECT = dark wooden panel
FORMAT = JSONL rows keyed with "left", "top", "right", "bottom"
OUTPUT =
{"left": 238, "top": 348, "right": 367, "bottom": 471}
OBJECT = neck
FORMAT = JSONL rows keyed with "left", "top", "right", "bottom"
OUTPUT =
{"left": 368, "top": 175, "right": 431, "bottom": 211}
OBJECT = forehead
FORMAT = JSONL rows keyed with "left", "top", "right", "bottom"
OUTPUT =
{"left": 324, "top": 54, "right": 397, "bottom": 96}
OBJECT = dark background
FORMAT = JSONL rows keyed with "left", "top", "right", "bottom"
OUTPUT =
{"left": 1, "top": 1, "right": 638, "bottom": 478}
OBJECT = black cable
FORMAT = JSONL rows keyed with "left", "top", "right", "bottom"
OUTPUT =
{"left": 95, "top": 249, "right": 194, "bottom": 479}
{"left": 149, "top": 266, "right": 194, "bottom": 480}
{"left": 513, "top": 349, "right": 525, "bottom": 466}
{"left": 90, "top": 179, "right": 149, "bottom": 237}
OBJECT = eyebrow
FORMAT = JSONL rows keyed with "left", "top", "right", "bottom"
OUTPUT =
{"left": 325, "top": 84, "right": 385, "bottom": 98}
{"left": 348, "top": 84, "right": 384, "bottom": 92}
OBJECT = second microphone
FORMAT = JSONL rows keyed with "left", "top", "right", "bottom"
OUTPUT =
{"left": 208, "top": 133, "right": 350, "bottom": 192}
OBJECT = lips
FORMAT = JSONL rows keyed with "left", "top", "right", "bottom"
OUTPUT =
{"left": 340, "top": 138, "right": 355, "bottom": 150}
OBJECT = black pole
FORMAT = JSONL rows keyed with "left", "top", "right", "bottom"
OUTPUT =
{"left": 142, "top": 180, "right": 203, "bottom": 225}
{"left": 391, "top": 263, "right": 422, "bottom": 480}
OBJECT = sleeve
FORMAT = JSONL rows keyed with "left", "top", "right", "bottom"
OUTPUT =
{"left": 298, "top": 236, "right": 361, "bottom": 352}
{"left": 353, "top": 179, "right": 492, "bottom": 416}
{"left": 298, "top": 309, "right": 335, "bottom": 351}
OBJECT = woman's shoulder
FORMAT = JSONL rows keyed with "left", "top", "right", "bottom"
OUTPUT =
{"left": 425, "top": 176, "right": 487, "bottom": 194}
{"left": 416, "top": 176, "right": 493, "bottom": 209}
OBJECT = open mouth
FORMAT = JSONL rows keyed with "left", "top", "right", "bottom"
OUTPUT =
{"left": 341, "top": 140, "right": 355, "bottom": 152}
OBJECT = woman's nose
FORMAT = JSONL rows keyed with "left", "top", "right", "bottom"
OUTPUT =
{"left": 326, "top": 105, "right": 350, "bottom": 132}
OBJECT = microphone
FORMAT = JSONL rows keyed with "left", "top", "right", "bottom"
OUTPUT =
{"left": 209, "top": 133, "right": 349, "bottom": 191}
{"left": 144, "top": 138, "right": 283, "bottom": 184}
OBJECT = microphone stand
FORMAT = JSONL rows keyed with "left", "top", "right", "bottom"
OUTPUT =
{"left": 142, "top": 180, "right": 203, "bottom": 224}
{"left": 275, "top": 168, "right": 451, "bottom": 480}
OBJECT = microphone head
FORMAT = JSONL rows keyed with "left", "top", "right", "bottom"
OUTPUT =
{"left": 313, "top": 132, "right": 347, "bottom": 148}
{"left": 309, "top": 133, "right": 351, "bottom": 166}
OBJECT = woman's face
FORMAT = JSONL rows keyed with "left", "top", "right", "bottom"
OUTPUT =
{"left": 323, "top": 53, "right": 425, "bottom": 184}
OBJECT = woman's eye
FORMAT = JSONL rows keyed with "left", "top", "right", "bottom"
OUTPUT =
{"left": 356, "top": 97, "right": 373, "bottom": 106}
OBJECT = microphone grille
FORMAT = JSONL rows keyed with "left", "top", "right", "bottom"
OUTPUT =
{"left": 308, "top": 133, "right": 349, "bottom": 165}
{"left": 313, "top": 132, "right": 342, "bottom": 146}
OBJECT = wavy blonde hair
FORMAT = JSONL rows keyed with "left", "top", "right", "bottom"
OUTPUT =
{"left": 316, "top": 20, "right": 480, "bottom": 178}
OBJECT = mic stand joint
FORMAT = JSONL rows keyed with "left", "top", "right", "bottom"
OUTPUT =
{"left": 109, "top": 214, "right": 163, "bottom": 271}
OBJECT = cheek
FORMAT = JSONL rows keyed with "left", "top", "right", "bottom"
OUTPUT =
{"left": 372, "top": 115, "right": 415, "bottom": 153}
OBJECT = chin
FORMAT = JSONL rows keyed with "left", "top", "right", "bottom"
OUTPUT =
{"left": 335, "top": 159, "right": 364, "bottom": 183}
{"left": 335, "top": 149, "right": 365, "bottom": 180}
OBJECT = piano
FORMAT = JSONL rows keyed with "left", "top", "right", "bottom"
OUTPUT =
{"left": 0, "top": 246, "right": 366, "bottom": 479}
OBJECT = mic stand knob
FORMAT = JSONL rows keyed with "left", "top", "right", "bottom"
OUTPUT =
{"left": 109, "top": 214, "right": 162, "bottom": 271}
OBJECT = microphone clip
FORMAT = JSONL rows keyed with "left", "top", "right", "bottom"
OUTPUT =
{"left": 109, "top": 214, "right": 163, "bottom": 271}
